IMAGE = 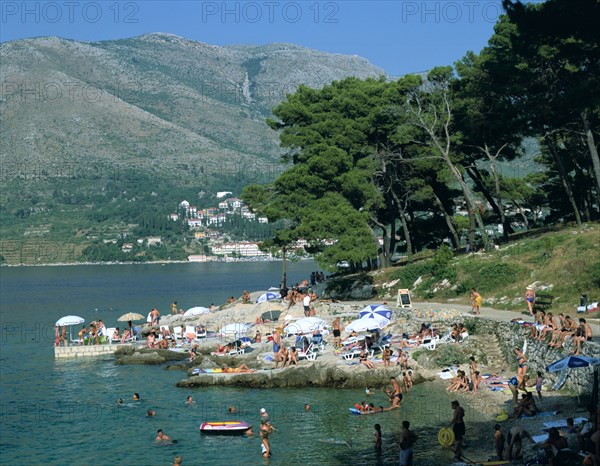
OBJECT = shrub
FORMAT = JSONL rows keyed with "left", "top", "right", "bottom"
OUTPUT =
{"left": 433, "top": 344, "right": 468, "bottom": 367}
{"left": 464, "top": 261, "right": 526, "bottom": 293}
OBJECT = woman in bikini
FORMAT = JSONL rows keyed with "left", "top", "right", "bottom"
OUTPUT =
{"left": 359, "top": 349, "right": 375, "bottom": 369}
{"left": 468, "top": 356, "right": 477, "bottom": 381}
{"left": 515, "top": 347, "right": 527, "bottom": 387}
{"left": 525, "top": 286, "right": 536, "bottom": 316}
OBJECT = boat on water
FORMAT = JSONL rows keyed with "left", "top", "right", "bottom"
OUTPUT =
{"left": 199, "top": 421, "right": 252, "bottom": 435}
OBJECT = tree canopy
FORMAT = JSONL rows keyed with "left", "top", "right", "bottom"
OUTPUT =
{"left": 243, "top": 0, "right": 599, "bottom": 271}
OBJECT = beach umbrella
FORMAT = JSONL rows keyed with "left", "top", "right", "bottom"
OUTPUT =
{"left": 358, "top": 312, "right": 391, "bottom": 327}
{"left": 256, "top": 292, "right": 281, "bottom": 303}
{"left": 117, "top": 312, "right": 145, "bottom": 322}
{"left": 184, "top": 306, "right": 210, "bottom": 316}
{"left": 56, "top": 315, "right": 85, "bottom": 343}
{"left": 220, "top": 323, "right": 252, "bottom": 336}
{"left": 260, "top": 310, "right": 282, "bottom": 322}
{"left": 546, "top": 355, "right": 600, "bottom": 403}
{"left": 117, "top": 312, "right": 145, "bottom": 338}
{"left": 545, "top": 355, "right": 600, "bottom": 372}
{"left": 344, "top": 317, "right": 389, "bottom": 333}
{"left": 283, "top": 317, "right": 327, "bottom": 335}
{"left": 359, "top": 304, "right": 392, "bottom": 321}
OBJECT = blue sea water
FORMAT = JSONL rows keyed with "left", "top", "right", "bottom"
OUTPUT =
{"left": 0, "top": 262, "right": 492, "bottom": 465}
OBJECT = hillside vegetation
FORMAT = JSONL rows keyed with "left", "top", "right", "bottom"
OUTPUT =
{"left": 0, "top": 34, "right": 384, "bottom": 250}
{"left": 374, "top": 224, "right": 600, "bottom": 314}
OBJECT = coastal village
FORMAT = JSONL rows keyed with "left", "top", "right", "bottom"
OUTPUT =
{"left": 168, "top": 193, "right": 309, "bottom": 262}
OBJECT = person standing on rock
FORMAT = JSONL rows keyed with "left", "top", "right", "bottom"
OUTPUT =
{"left": 303, "top": 293, "right": 311, "bottom": 317}
{"left": 150, "top": 308, "right": 160, "bottom": 326}
{"left": 272, "top": 329, "right": 281, "bottom": 354}
{"left": 332, "top": 317, "right": 342, "bottom": 349}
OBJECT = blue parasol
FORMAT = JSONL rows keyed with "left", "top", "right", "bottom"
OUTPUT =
{"left": 256, "top": 292, "right": 281, "bottom": 303}
{"left": 358, "top": 304, "right": 392, "bottom": 321}
{"left": 545, "top": 355, "right": 600, "bottom": 372}
{"left": 546, "top": 355, "right": 600, "bottom": 404}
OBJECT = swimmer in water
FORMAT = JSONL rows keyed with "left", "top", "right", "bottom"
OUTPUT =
{"left": 155, "top": 429, "right": 171, "bottom": 442}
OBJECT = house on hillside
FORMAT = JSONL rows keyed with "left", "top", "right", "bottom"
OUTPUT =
{"left": 187, "top": 219, "right": 203, "bottom": 228}
{"left": 226, "top": 198, "right": 243, "bottom": 209}
{"left": 147, "top": 237, "right": 162, "bottom": 246}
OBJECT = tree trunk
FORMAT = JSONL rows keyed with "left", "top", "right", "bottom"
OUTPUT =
{"left": 450, "top": 163, "right": 489, "bottom": 249}
{"left": 369, "top": 223, "right": 386, "bottom": 269}
{"left": 281, "top": 248, "right": 287, "bottom": 289}
{"left": 581, "top": 110, "right": 600, "bottom": 209}
{"left": 547, "top": 139, "right": 582, "bottom": 226}
{"left": 390, "top": 189, "right": 413, "bottom": 260}
{"left": 408, "top": 87, "right": 489, "bottom": 249}
{"left": 468, "top": 208, "right": 476, "bottom": 251}
{"left": 512, "top": 199, "right": 530, "bottom": 229}
{"left": 431, "top": 188, "right": 460, "bottom": 249}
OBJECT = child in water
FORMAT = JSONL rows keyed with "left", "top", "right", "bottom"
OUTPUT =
{"left": 373, "top": 424, "right": 382, "bottom": 451}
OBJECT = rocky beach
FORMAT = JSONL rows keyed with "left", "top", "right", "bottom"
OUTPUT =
{"left": 114, "top": 291, "right": 599, "bottom": 464}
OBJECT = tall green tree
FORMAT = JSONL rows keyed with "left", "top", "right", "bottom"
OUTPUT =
{"left": 483, "top": 0, "right": 600, "bottom": 222}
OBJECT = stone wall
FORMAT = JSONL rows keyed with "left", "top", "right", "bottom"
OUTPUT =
{"left": 54, "top": 343, "right": 131, "bottom": 359}
{"left": 397, "top": 314, "right": 599, "bottom": 395}
{"left": 473, "top": 319, "right": 599, "bottom": 395}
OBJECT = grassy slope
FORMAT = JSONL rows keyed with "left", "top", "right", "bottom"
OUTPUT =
{"left": 374, "top": 223, "right": 600, "bottom": 314}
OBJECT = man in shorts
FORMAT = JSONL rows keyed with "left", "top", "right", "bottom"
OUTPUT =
{"left": 399, "top": 420, "right": 417, "bottom": 465}
{"left": 448, "top": 400, "right": 465, "bottom": 461}
{"left": 332, "top": 317, "right": 341, "bottom": 348}
{"left": 303, "top": 293, "right": 311, "bottom": 317}
{"left": 388, "top": 377, "right": 403, "bottom": 408}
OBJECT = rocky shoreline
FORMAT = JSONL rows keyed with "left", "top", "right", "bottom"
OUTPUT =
{"left": 113, "top": 295, "right": 598, "bottom": 464}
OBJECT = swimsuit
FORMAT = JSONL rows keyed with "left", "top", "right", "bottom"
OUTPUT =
{"left": 399, "top": 447, "right": 413, "bottom": 466}
{"left": 333, "top": 329, "right": 341, "bottom": 337}
{"left": 453, "top": 421, "right": 465, "bottom": 439}
{"left": 527, "top": 297, "right": 535, "bottom": 302}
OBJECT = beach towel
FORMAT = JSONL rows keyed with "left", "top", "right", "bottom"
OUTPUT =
{"left": 543, "top": 417, "right": 587, "bottom": 429}
{"left": 535, "top": 410, "right": 560, "bottom": 417}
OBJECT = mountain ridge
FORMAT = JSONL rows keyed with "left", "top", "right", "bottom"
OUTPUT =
{"left": 0, "top": 33, "right": 386, "bottom": 246}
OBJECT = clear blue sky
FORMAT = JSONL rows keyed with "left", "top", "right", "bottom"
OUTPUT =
{"left": 1, "top": 0, "right": 519, "bottom": 76}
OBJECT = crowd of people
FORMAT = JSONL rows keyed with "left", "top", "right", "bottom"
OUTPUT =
{"left": 528, "top": 310, "right": 594, "bottom": 356}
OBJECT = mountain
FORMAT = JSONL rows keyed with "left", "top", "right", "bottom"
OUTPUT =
{"left": 0, "top": 33, "right": 386, "bottom": 257}
{"left": 0, "top": 33, "right": 385, "bottom": 184}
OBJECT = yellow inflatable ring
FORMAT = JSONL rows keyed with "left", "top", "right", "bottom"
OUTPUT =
{"left": 438, "top": 427, "right": 455, "bottom": 447}
{"left": 495, "top": 410, "right": 509, "bottom": 422}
